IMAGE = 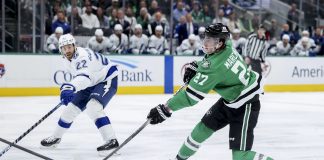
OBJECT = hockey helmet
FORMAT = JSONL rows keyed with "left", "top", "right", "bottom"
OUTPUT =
{"left": 59, "top": 34, "right": 76, "bottom": 60}
{"left": 202, "top": 23, "right": 230, "bottom": 54}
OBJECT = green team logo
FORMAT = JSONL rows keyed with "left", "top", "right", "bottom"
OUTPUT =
{"left": 201, "top": 60, "right": 211, "bottom": 68}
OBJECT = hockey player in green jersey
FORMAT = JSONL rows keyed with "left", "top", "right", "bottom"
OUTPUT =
{"left": 147, "top": 23, "right": 274, "bottom": 160}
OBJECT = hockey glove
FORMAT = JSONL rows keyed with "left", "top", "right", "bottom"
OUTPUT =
{"left": 60, "top": 83, "right": 76, "bottom": 105}
{"left": 183, "top": 61, "right": 198, "bottom": 83}
{"left": 147, "top": 104, "right": 172, "bottom": 124}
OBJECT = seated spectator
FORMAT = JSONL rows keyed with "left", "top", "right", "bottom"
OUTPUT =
{"left": 148, "top": 0, "right": 159, "bottom": 16}
{"left": 129, "top": 24, "right": 149, "bottom": 54}
{"left": 176, "top": 13, "right": 199, "bottom": 45}
{"left": 106, "top": 0, "right": 120, "bottom": 15}
{"left": 212, "top": 10, "right": 229, "bottom": 26}
{"left": 269, "top": 34, "right": 291, "bottom": 56}
{"left": 109, "top": 24, "right": 129, "bottom": 54}
{"left": 137, "top": 7, "right": 151, "bottom": 35}
{"left": 290, "top": 37, "right": 316, "bottom": 56}
{"left": 125, "top": 7, "right": 137, "bottom": 33}
{"left": 220, "top": 0, "right": 234, "bottom": 17}
{"left": 52, "top": 10, "right": 70, "bottom": 34}
{"left": 174, "top": 16, "right": 187, "bottom": 42}
{"left": 173, "top": 1, "right": 188, "bottom": 24}
{"left": 108, "top": 8, "right": 118, "bottom": 29}
{"left": 191, "top": 1, "right": 203, "bottom": 24}
{"left": 237, "top": 11, "right": 254, "bottom": 35}
{"left": 231, "top": 29, "right": 246, "bottom": 55}
{"left": 81, "top": 5, "right": 100, "bottom": 29}
{"left": 176, "top": 34, "right": 200, "bottom": 56}
{"left": 312, "top": 28, "right": 324, "bottom": 56}
{"left": 148, "top": 11, "right": 167, "bottom": 36}
{"left": 46, "top": 27, "right": 63, "bottom": 54}
{"left": 68, "top": 7, "right": 82, "bottom": 32}
{"left": 97, "top": 7, "right": 110, "bottom": 29}
{"left": 201, "top": 4, "right": 212, "bottom": 24}
{"left": 227, "top": 12, "right": 239, "bottom": 32}
{"left": 87, "top": 29, "right": 113, "bottom": 54}
{"left": 114, "top": 9, "right": 131, "bottom": 35}
{"left": 82, "top": 0, "right": 97, "bottom": 15}
{"left": 280, "top": 24, "right": 297, "bottom": 45}
{"left": 148, "top": 25, "right": 170, "bottom": 55}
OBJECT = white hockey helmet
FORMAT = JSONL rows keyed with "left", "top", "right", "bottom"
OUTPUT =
{"left": 59, "top": 33, "right": 76, "bottom": 54}
{"left": 155, "top": 25, "right": 163, "bottom": 31}
{"left": 55, "top": 27, "right": 64, "bottom": 34}
{"left": 198, "top": 27, "right": 206, "bottom": 33}
{"left": 114, "top": 24, "right": 123, "bottom": 31}
{"left": 95, "top": 29, "right": 104, "bottom": 37}
{"left": 135, "top": 24, "right": 142, "bottom": 30}
{"left": 188, "top": 34, "right": 196, "bottom": 41}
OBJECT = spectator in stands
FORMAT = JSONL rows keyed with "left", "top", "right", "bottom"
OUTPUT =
{"left": 287, "top": 3, "right": 299, "bottom": 32}
{"left": 269, "top": 34, "right": 291, "bottom": 56}
{"left": 191, "top": 1, "right": 203, "bottom": 24}
{"left": 68, "top": 7, "right": 82, "bottom": 33}
{"left": 137, "top": 7, "right": 151, "bottom": 35}
{"left": 96, "top": 0, "right": 110, "bottom": 11}
{"left": 201, "top": 4, "right": 213, "bottom": 24}
{"left": 81, "top": 4, "right": 100, "bottom": 29}
{"left": 173, "top": 1, "right": 188, "bottom": 24}
{"left": 212, "top": 10, "right": 229, "bottom": 26}
{"left": 227, "top": 12, "right": 239, "bottom": 32}
{"left": 114, "top": 9, "right": 131, "bottom": 35}
{"left": 46, "top": 27, "right": 63, "bottom": 54}
{"left": 290, "top": 37, "right": 315, "bottom": 56}
{"left": 237, "top": 11, "right": 254, "bottom": 35}
{"left": 125, "top": 7, "right": 137, "bottom": 33}
{"left": 176, "top": 34, "right": 200, "bottom": 56}
{"left": 108, "top": 9, "right": 118, "bottom": 29}
{"left": 82, "top": 0, "right": 97, "bottom": 15}
{"left": 280, "top": 24, "right": 298, "bottom": 45}
{"left": 231, "top": 29, "right": 246, "bottom": 55}
{"left": 312, "top": 28, "right": 324, "bottom": 56}
{"left": 148, "top": 11, "right": 167, "bottom": 36}
{"left": 268, "top": 19, "right": 280, "bottom": 41}
{"left": 148, "top": 25, "right": 170, "bottom": 55}
{"left": 109, "top": 24, "right": 129, "bottom": 54}
{"left": 106, "top": 0, "right": 120, "bottom": 15}
{"left": 52, "top": 10, "right": 70, "bottom": 34}
{"left": 148, "top": 0, "right": 159, "bottom": 16}
{"left": 220, "top": 0, "right": 234, "bottom": 17}
{"left": 174, "top": 16, "right": 186, "bottom": 43}
{"left": 97, "top": 7, "right": 110, "bottom": 29}
{"left": 87, "top": 29, "right": 112, "bottom": 54}
{"left": 129, "top": 24, "right": 149, "bottom": 54}
{"left": 176, "top": 13, "right": 199, "bottom": 45}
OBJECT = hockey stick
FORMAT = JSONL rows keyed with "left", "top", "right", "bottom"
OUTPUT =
{"left": 0, "top": 138, "right": 53, "bottom": 160}
{"left": 0, "top": 103, "right": 62, "bottom": 157}
{"left": 102, "top": 118, "right": 151, "bottom": 160}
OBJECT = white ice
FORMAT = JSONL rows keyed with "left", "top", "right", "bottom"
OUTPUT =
{"left": 0, "top": 93, "right": 324, "bottom": 160}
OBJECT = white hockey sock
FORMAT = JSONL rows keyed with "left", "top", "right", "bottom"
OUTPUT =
{"left": 98, "top": 124, "right": 116, "bottom": 142}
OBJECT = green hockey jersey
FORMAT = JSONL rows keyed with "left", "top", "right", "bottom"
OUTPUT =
{"left": 167, "top": 40, "right": 264, "bottom": 110}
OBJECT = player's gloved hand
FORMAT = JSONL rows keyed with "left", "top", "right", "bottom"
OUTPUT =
{"left": 183, "top": 61, "right": 198, "bottom": 83}
{"left": 147, "top": 104, "right": 172, "bottom": 124}
{"left": 60, "top": 83, "right": 76, "bottom": 105}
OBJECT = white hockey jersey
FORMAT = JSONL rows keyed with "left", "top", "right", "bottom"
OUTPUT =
{"left": 87, "top": 36, "right": 113, "bottom": 54}
{"left": 232, "top": 37, "right": 246, "bottom": 54}
{"left": 63, "top": 47, "right": 118, "bottom": 92}
{"left": 129, "top": 34, "right": 149, "bottom": 54}
{"left": 109, "top": 34, "right": 129, "bottom": 54}
{"left": 176, "top": 39, "right": 200, "bottom": 56}
{"left": 148, "top": 35, "right": 169, "bottom": 55}
{"left": 46, "top": 34, "right": 60, "bottom": 52}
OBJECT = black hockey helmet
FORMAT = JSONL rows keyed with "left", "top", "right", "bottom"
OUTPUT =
{"left": 205, "top": 23, "right": 230, "bottom": 40}
{"left": 202, "top": 23, "right": 230, "bottom": 54}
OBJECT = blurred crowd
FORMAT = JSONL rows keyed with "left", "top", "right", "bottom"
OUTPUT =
{"left": 45, "top": 0, "right": 324, "bottom": 56}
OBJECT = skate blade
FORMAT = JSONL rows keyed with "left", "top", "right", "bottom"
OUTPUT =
{"left": 39, "top": 144, "right": 59, "bottom": 149}
{"left": 98, "top": 150, "right": 121, "bottom": 157}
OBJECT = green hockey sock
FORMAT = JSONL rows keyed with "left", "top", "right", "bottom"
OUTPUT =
{"left": 232, "top": 150, "right": 274, "bottom": 160}
{"left": 177, "top": 122, "right": 214, "bottom": 159}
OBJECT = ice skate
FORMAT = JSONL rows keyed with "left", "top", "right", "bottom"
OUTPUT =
{"left": 97, "top": 139, "right": 119, "bottom": 156}
{"left": 40, "top": 136, "right": 61, "bottom": 148}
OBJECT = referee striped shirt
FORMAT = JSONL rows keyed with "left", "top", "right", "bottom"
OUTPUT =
{"left": 242, "top": 33, "right": 269, "bottom": 62}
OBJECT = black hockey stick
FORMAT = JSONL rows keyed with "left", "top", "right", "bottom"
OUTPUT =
{"left": 0, "top": 138, "right": 53, "bottom": 160}
{"left": 0, "top": 103, "right": 62, "bottom": 157}
{"left": 103, "top": 118, "right": 151, "bottom": 160}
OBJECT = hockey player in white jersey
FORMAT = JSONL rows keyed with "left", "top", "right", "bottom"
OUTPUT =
{"left": 176, "top": 34, "right": 200, "bottom": 56}
{"left": 46, "top": 27, "right": 63, "bottom": 53}
{"left": 40, "top": 34, "right": 119, "bottom": 156}
{"left": 109, "top": 24, "right": 129, "bottom": 54}
{"left": 197, "top": 26, "right": 206, "bottom": 47}
{"left": 231, "top": 29, "right": 246, "bottom": 55}
{"left": 87, "top": 29, "right": 113, "bottom": 54}
{"left": 148, "top": 25, "right": 170, "bottom": 55}
{"left": 129, "top": 24, "right": 149, "bottom": 54}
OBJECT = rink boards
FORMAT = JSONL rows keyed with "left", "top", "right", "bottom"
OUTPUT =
{"left": 0, "top": 55, "right": 324, "bottom": 96}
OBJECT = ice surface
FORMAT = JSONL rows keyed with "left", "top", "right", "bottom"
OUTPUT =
{"left": 0, "top": 93, "right": 324, "bottom": 160}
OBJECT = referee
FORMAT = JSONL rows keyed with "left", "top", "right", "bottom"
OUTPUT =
{"left": 242, "top": 25, "right": 269, "bottom": 75}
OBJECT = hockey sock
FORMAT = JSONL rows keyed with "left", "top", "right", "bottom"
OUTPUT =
{"left": 53, "top": 103, "right": 81, "bottom": 138}
{"left": 177, "top": 122, "right": 214, "bottom": 159}
{"left": 86, "top": 99, "right": 116, "bottom": 142}
{"left": 232, "top": 150, "right": 274, "bottom": 160}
